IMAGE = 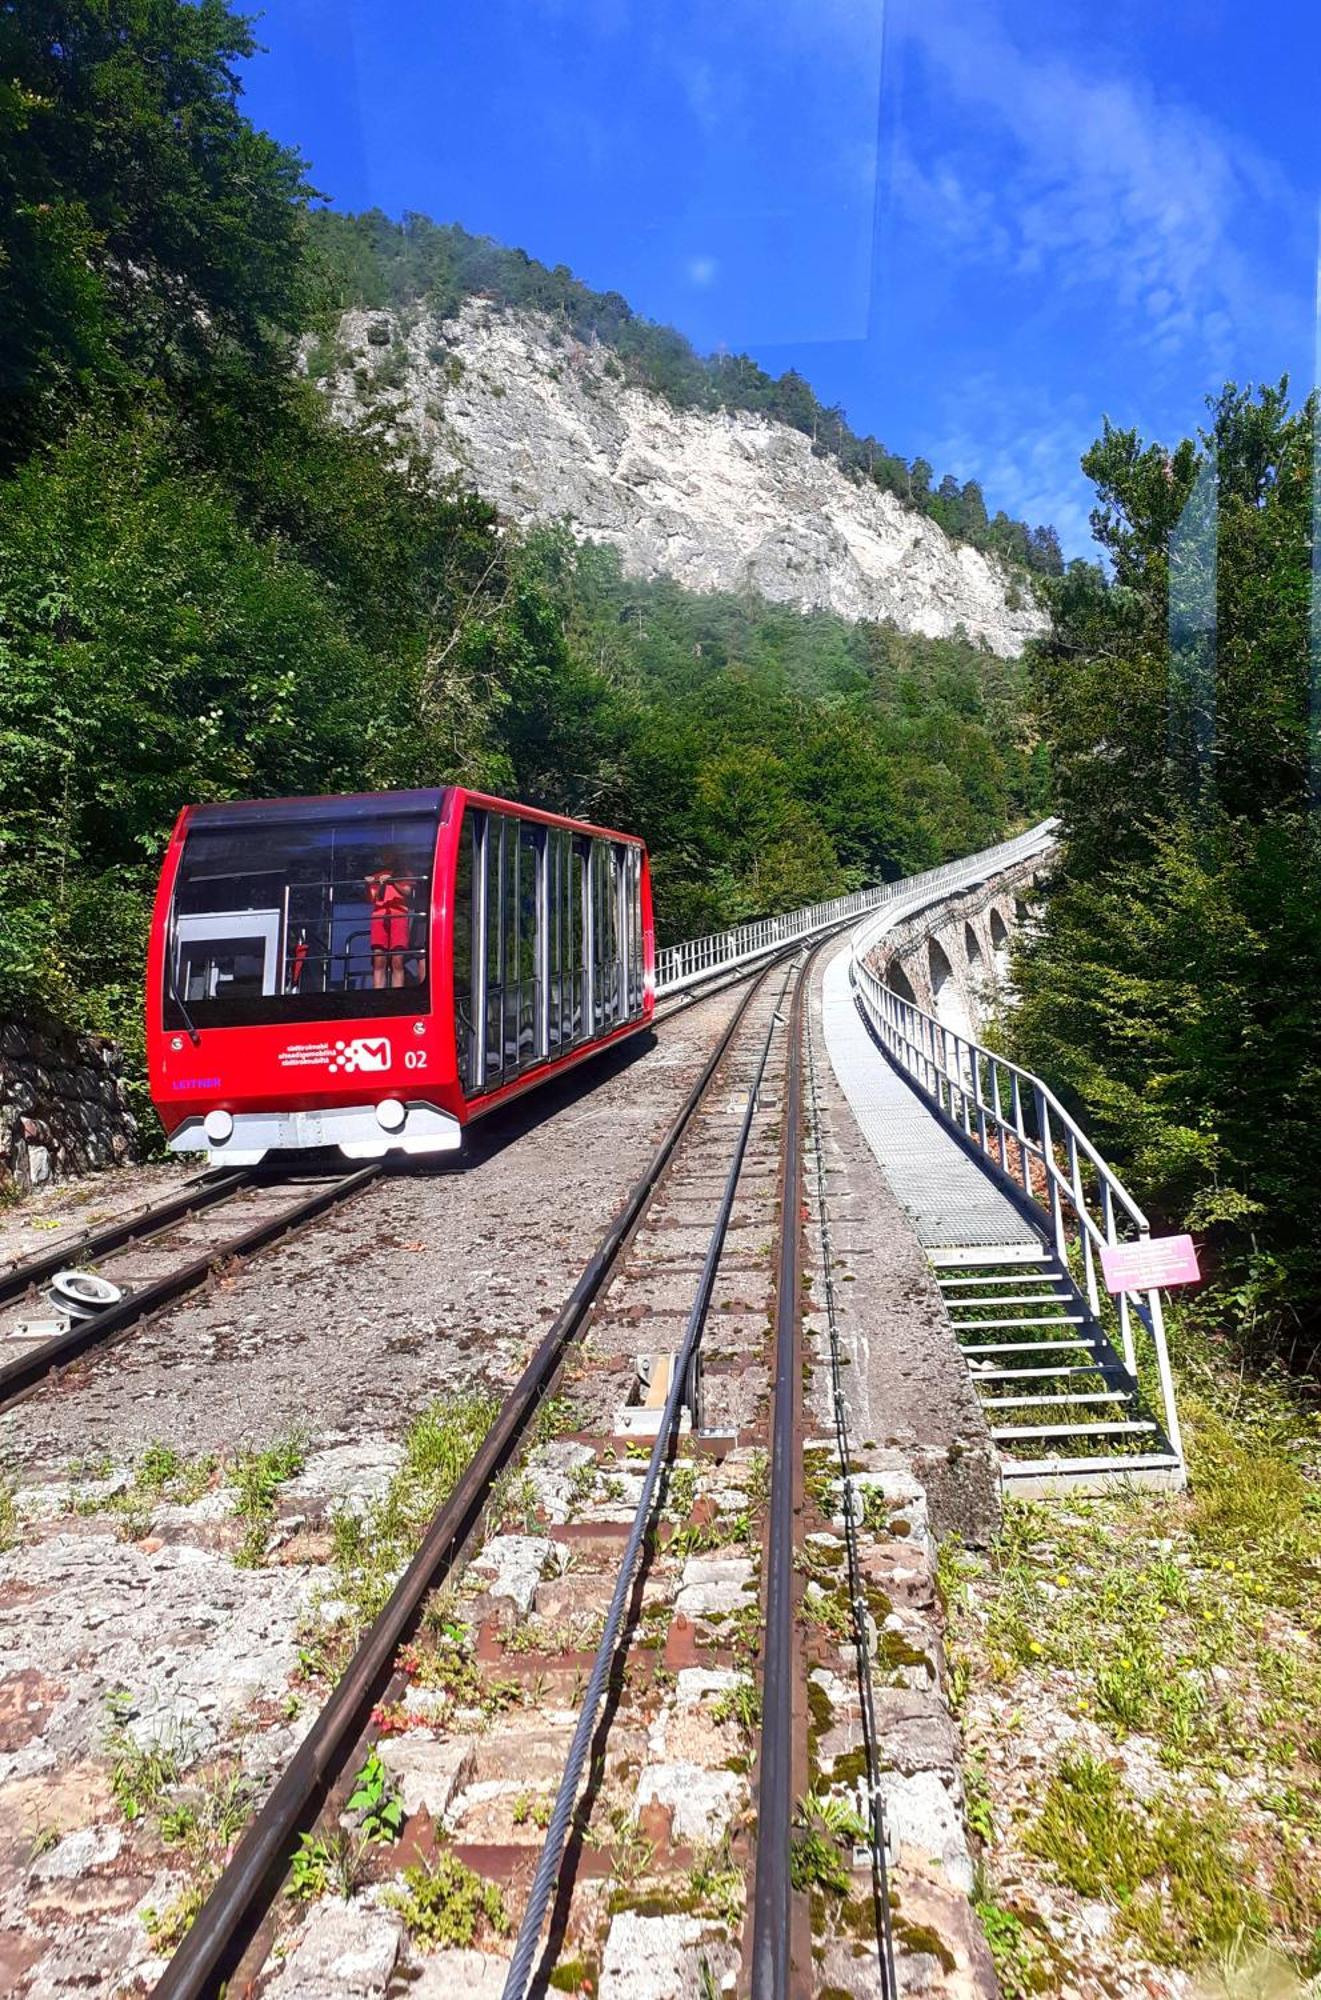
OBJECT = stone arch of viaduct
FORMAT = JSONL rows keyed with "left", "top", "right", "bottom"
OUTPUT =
{"left": 871, "top": 851, "right": 1047, "bottom": 1044}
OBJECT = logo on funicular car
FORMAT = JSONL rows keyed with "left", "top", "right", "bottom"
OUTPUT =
{"left": 276, "top": 1036, "right": 395, "bottom": 1072}
{"left": 328, "top": 1037, "right": 392, "bottom": 1074}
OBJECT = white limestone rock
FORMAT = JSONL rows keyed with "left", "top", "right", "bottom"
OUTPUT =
{"left": 377, "top": 1733, "right": 475, "bottom": 1817}
{"left": 469, "top": 1533, "right": 561, "bottom": 1614}
{"left": 881, "top": 1768, "right": 974, "bottom": 1893}
{"left": 262, "top": 1901, "right": 403, "bottom": 1998}
{"left": 673, "top": 1555, "right": 754, "bottom": 1621}
{"left": 599, "top": 1911, "right": 741, "bottom": 1999}
{"left": 29, "top": 1823, "right": 121, "bottom": 1880}
{"left": 407, "top": 1949, "right": 509, "bottom": 1998}
{"left": 307, "top": 304, "right": 1048, "bottom": 661}
{"left": 674, "top": 1667, "right": 743, "bottom": 1709}
{"left": 635, "top": 1760, "right": 744, "bottom": 1844}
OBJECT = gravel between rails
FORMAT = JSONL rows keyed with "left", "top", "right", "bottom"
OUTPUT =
{"left": 0, "top": 1161, "right": 200, "bottom": 1275}
{"left": 0, "top": 999, "right": 749, "bottom": 1478}
{"left": 0, "top": 987, "right": 752, "bottom": 1999}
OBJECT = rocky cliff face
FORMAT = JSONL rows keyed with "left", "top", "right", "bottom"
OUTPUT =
{"left": 304, "top": 302, "right": 1048, "bottom": 659}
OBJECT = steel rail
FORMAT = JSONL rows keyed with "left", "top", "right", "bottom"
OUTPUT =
{"left": 0, "top": 1168, "right": 253, "bottom": 1306}
{"left": 0, "top": 1166, "right": 382, "bottom": 1411}
{"left": 502, "top": 956, "right": 800, "bottom": 2000}
{"left": 750, "top": 948, "right": 811, "bottom": 1999}
{"left": 153, "top": 965, "right": 772, "bottom": 2000}
{"left": 804, "top": 1002, "right": 899, "bottom": 1999}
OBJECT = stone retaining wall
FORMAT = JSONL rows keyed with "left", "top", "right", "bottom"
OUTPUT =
{"left": 0, "top": 1019, "right": 138, "bottom": 1193}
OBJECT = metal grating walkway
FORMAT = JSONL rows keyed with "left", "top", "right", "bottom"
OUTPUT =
{"left": 820, "top": 945, "right": 1038, "bottom": 1252}
{"left": 821, "top": 942, "right": 1183, "bottom": 1495}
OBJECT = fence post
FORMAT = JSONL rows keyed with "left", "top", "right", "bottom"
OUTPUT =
{"left": 1145, "top": 1285, "right": 1185, "bottom": 1466}
{"left": 1036, "top": 1086, "right": 1068, "bottom": 1261}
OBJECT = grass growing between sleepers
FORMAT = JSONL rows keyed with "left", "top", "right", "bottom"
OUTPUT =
{"left": 941, "top": 1306, "right": 1321, "bottom": 1995}
{"left": 329, "top": 1390, "right": 499, "bottom": 1628}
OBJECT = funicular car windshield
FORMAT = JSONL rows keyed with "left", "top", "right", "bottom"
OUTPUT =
{"left": 163, "top": 796, "right": 442, "bottom": 1030}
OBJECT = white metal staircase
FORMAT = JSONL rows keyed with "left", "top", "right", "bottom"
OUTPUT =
{"left": 930, "top": 1244, "right": 1182, "bottom": 1495}
{"left": 841, "top": 910, "right": 1185, "bottom": 1498}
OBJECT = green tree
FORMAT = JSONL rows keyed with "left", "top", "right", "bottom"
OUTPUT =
{"left": 1014, "top": 381, "right": 1321, "bottom": 1351}
{"left": 0, "top": 0, "right": 313, "bottom": 467}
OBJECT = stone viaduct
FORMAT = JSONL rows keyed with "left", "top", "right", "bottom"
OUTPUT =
{"left": 870, "top": 846, "right": 1049, "bottom": 1043}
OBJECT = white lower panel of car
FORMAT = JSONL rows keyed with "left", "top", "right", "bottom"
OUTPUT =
{"left": 167, "top": 1102, "right": 463, "bottom": 1164}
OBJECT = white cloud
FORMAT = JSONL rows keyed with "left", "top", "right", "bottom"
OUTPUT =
{"left": 686, "top": 254, "right": 719, "bottom": 286}
{"left": 925, "top": 376, "right": 1101, "bottom": 557}
{"left": 890, "top": 0, "right": 1306, "bottom": 377}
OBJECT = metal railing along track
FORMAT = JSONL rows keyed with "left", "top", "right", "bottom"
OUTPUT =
{"left": 655, "top": 819, "right": 1056, "bottom": 996}
{"left": 851, "top": 940, "right": 1185, "bottom": 1489}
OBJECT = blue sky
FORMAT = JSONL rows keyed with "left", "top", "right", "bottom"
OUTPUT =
{"left": 242, "top": 0, "right": 1318, "bottom": 557}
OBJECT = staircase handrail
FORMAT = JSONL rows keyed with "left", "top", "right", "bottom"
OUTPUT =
{"left": 849, "top": 941, "right": 1184, "bottom": 1469}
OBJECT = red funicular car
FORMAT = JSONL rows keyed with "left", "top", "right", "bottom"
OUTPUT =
{"left": 147, "top": 788, "right": 655, "bottom": 1164}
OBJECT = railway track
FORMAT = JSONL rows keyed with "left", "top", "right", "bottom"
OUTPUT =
{"left": 0, "top": 946, "right": 806, "bottom": 1419}
{"left": 0, "top": 1164, "right": 384, "bottom": 1412}
{"left": 147, "top": 943, "right": 899, "bottom": 2000}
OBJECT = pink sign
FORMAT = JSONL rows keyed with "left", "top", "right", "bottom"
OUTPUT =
{"left": 1100, "top": 1234, "right": 1201, "bottom": 1294}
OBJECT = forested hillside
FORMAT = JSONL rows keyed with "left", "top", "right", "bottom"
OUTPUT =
{"left": 1013, "top": 384, "right": 1321, "bottom": 1355}
{"left": 0, "top": 0, "right": 1042, "bottom": 1099}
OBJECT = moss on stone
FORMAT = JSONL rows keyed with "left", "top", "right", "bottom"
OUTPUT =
{"left": 893, "top": 1916, "right": 957, "bottom": 1973}
{"left": 877, "top": 1627, "right": 933, "bottom": 1674}
{"left": 807, "top": 1676, "right": 835, "bottom": 1743}
{"left": 824, "top": 1745, "right": 867, "bottom": 1790}
{"left": 608, "top": 1887, "right": 701, "bottom": 1919}
{"left": 549, "top": 1960, "right": 596, "bottom": 1992}
{"left": 838, "top": 1893, "right": 876, "bottom": 1939}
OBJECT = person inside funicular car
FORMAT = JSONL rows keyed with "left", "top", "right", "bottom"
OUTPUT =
{"left": 364, "top": 850, "right": 420, "bottom": 990}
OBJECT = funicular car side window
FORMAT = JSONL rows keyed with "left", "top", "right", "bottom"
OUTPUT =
{"left": 165, "top": 810, "right": 437, "bottom": 1029}
{"left": 453, "top": 812, "right": 477, "bottom": 1090}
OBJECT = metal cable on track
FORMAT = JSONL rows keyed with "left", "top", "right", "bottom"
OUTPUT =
{"left": 805, "top": 996, "right": 900, "bottom": 2000}
{"left": 154, "top": 966, "right": 773, "bottom": 2000}
{"left": 501, "top": 957, "right": 799, "bottom": 2000}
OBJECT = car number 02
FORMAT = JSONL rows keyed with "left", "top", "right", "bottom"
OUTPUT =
{"left": 404, "top": 1049, "right": 427, "bottom": 1069}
